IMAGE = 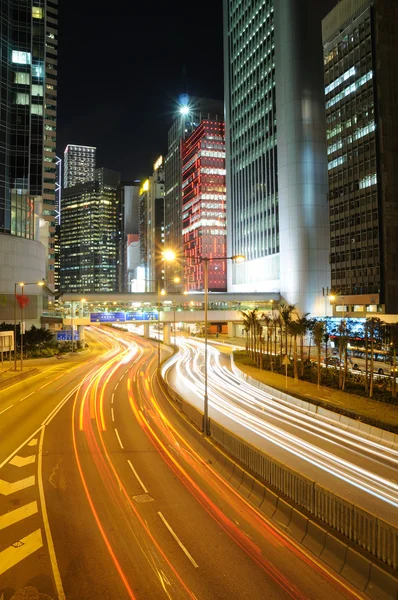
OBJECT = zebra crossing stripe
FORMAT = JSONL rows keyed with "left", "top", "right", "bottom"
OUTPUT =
{"left": 0, "top": 501, "right": 38, "bottom": 531}
{"left": 0, "top": 476, "right": 35, "bottom": 495}
{"left": 9, "top": 455, "right": 36, "bottom": 467}
{"left": 0, "top": 529, "right": 43, "bottom": 576}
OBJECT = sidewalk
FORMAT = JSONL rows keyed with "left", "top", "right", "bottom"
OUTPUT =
{"left": 212, "top": 336, "right": 398, "bottom": 432}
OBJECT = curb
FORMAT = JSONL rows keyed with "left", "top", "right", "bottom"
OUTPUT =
{"left": 0, "top": 368, "right": 39, "bottom": 391}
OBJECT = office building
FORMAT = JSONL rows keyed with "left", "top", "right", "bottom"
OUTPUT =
{"left": 139, "top": 157, "right": 165, "bottom": 292}
{"left": 182, "top": 121, "right": 227, "bottom": 292}
{"left": 323, "top": 0, "right": 398, "bottom": 315}
{"left": 223, "top": 0, "right": 330, "bottom": 315}
{"left": 0, "top": 0, "right": 58, "bottom": 323}
{"left": 63, "top": 144, "right": 96, "bottom": 189}
{"left": 60, "top": 168, "right": 120, "bottom": 293}
{"left": 117, "top": 181, "right": 140, "bottom": 291}
{"left": 164, "top": 97, "right": 223, "bottom": 285}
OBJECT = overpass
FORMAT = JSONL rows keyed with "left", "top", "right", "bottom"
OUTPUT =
{"left": 52, "top": 291, "right": 281, "bottom": 342}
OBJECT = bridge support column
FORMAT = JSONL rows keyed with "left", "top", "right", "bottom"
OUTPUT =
{"left": 163, "top": 323, "right": 171, "bottom": 345}
{"left": 143, "top": 323, "right": 150, "bottom": 337}
{"left": 228, "top": 321, "right": 236, "bottom": 338}
{"left": 78, "top": 325, "right": 85, "bottom": 348}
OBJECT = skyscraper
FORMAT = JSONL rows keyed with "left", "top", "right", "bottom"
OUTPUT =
{"left": 223, "top": 0, "right": 330, "bottom": 315}
{"left": 182, "top": 120, "right": 227, "bottom": 292}
{"left": 323, "top": 0, "right": 398, "bottom": 315}
{"left": 164, "top": 97, "right": 223, "bottom": 285}
{"left": 117, "top": 181, "right": 141, "bottom": 291}
{"left": 139, "top": 157, "right": 165, "bottom": 292}
{"left": 0, "top": 0, "right": 58, "bottom": 323}
{"left": 63, "top": 144, "right": 96, "bottom": 189}
{"left": 60, "top": 168, "right": 120, "bottom": 293}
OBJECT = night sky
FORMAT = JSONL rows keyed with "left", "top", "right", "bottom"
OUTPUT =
{"left": 57, "top": 0, "right": 336, "bottom": 182}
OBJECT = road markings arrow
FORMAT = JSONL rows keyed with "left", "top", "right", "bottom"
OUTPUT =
{"left": 0, "top": 529, "right": 43, "bottom": 576}
{"left": 28, "top": 438, "right": 38, "bottom": 447}
{"left": 0, "top": 476, "right": 35, "bottom": 495}
{"left": 0, "top": 501, "right": 38, "bottom": 531}
{"left": 9, "top": 455, "right": 36, "bottom": 468}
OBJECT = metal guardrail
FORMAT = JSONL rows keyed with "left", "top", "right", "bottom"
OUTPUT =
{"left": 210, "top": 420, "right": 398, "bottom": 570}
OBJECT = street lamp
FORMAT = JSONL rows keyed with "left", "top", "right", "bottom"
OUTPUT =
{"left": 202, "top": 254, "right": 245, "bottom": 435}
{"left": 14, "top": 280, "right": 45, "bottom": 371}
{"left": 156, "top": 251, "right": 177, "bottom": 367}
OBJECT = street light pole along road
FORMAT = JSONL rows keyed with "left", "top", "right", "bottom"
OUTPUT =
{"left": 14, "top": 280, "right": 45, "bottom": 370}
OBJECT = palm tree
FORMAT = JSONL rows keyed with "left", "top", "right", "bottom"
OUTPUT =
{"left": 367, "top": 317, "right": 381, "bottom": 398}
{"left": 295, "top": 314, "right": 310, "bottom": 376}
{"left": 279, "top": 302, "right": 296, "bottom": 361}
{"left": 272, "top": 314, "right": 281, "bottom": 370}
{"left": 313, "top": 320, "right": 325, "bottom": 388}
{"left": 323, "top": 317, "right": 331, "bottom": 367}
{"left": 288, "top": 320, "right": 301, "bottom": 381}
{"left": 261, "top": 314, "right": 272, "bottom": 357}
{"left": 383, "top": 322, "right": 398, "bottom": 399}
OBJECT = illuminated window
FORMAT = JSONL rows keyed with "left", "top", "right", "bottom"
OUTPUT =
{"left": 31, "top": 104, "right": 43, "bottom": 116}
{"left": 12, "top": 51, "right": 31, "bottom": 65}
{"left": 16, "top": 93, "right": 29, "bottom": 105}
{"left": 353, "top": 305, "right": 364, "bottom": 312}
{"left": 15, "top": 72, "right": 30, "bottom": 84}
{"left": 32, "top": 6, "right": 43, "bottom": 18}
{"left": 31, "top": 84, "right": 44, "bottom": 96}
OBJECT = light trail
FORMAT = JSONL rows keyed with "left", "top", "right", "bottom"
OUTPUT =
{"left": 168, "top": 338, "right": 398, "bottom": 511}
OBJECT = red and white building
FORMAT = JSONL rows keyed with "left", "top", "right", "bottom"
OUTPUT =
{"left": 182, "top": 120, "right": 227, "bottom": 291}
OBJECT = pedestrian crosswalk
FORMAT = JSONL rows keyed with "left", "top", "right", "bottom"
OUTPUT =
{"left": 0, "top": 438, "right": 43, "bottom": 582}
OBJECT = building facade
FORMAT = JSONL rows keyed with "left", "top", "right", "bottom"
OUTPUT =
{"left": 164, "top": 97, "right": 223, "bottom": 286}
{"left": 139, "top": 157, "right": 165, "bottom": 292}
{"left": 63, "top": 144, "right": 96, "bottom": 189}
{"left": 182, "top": 120, "right": 227, "bottom": 292}
{"left": 323, "top": 0, "right": 398, "bottom": 315}
{"left": 0, "top": 0, "right": 58, "bottom": 323}
{"left": 60, "top": 168, "right": 120, "bottom": 293}
{"left": 223, "top": 0, "right": 330, "bottom": 315}
{"left": 117, "top": 181, "right": 140, "bottom": 291}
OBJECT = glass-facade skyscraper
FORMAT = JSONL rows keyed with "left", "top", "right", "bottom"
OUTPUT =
{"left": 60, "top": 168, "right": 120, "bottom": 293}
{"left": 63, "top": 144, "right": 96, "bottom": 189}
{"left": 223, "top": 0, "right": 330, "bottom": 315}
{"left": 0, "top": 0, "right": 58, "bottom": 322}
{"left": 323, "top": 0, "right": 398, "bottom": 315}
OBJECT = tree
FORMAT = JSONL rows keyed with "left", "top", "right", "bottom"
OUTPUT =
{"left": 288, "top": 320, "right": 301, "bottom": 381}
{"left": 383, "top": 322, "right": 398, "bottom": 399}
{"left": 279, "top": 302, "right": 296, "bottom": 361}
{"left": 240, "top": 309, "right": 259, "bottom": 359}
{"left": 313, "top": 321, "right": 325, "bottom": 389}
{"left": 323, "top": 317, "right": 331, "bottom": 368}
{"left": 366, "top": 317, "right": 382, "bottom": 398}
{"left": 295, "top": 314, "right": 310, "bottom": 376}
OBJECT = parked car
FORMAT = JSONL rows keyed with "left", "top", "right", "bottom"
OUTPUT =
{"left": 323, "top": 356, "right": 344, "bottom": 367}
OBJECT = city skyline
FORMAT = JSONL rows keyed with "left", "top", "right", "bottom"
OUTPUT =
{"left": 56, "top": 0, "right": 336, "bottom": 180}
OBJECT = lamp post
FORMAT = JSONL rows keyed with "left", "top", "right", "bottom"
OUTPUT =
{"left": 155, "top": 250, "right": 177, "bottom": 368}
{"left": 202, "top": 254, "right": 245, "bottom": 435}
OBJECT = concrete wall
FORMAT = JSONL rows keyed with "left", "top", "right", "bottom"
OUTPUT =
{"left": 0, "top": 234, "right": 46, "bottom": 324}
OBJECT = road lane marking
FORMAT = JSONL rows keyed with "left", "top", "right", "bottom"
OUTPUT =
{"left": 111, "top": 408, "right": 115, "bottom": 422}
{"left": 38, "top": 426, "right": 66, "bottom": 599}
{"left": 115, "top": 382, "right": 119, "bottom": 390}
{"left": 19, "top": 391, "right": 35, "bottom": 402}
{"left": 28, "top": 438, "right": 38, "bottom": 447}
{"left": 0, "top": 501, "right": 38, "bottom": 530}
{"left": 0, "top": 476, "right": 35, "bottom": 495}
{"left": 111, "top": 392, "right": 114, "bottom": 404}
{"left": 9, "top": 454, "right": 36, "bottom": 467}
{"left": 115, "top": 428, "right": 124, "bottom": 449}
{"left": 0, "top": 405, "right": 13, "bottom": 415}
{"left": 127, "top": 459, "right": 148, "bottom": 494}
{"left": 9, "top": 455, "right": 36, "bottom": 467}
{"left": 158, "top": 512, "right": 199, "bottom": 569}
{"left": 0, "top": 529, "right": 43, "bottom": 576}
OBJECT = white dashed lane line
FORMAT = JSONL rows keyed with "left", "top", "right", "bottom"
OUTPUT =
{"left": 0, "top": 405, "right": 13, "bottom": 415}
{"left": 111, "top": 408, "right": 115, "bottom": 422}
{"left": 127, "top": 459, "right": 148, "bottom": 494}
{"left": 114, "top": 428, "right": 124, "bottom": 449}
{"left": 158, "top": 511, "right": 199, "bottom": 569}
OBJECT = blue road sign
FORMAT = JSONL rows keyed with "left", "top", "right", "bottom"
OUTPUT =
{"left": 57, "top": 330, "right": 79, "bottom": 341}
{"left": 90, "top": 312, "right": 126, "bottom": 323}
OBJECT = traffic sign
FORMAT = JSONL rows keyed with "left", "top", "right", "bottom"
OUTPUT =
{"left": 282, "top": 355, "right": 291, "bottom": 366}
{"left": 57, "top": 330, "right": 79, "bottom": 342}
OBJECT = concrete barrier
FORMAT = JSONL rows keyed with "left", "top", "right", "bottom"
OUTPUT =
{"left": 365, "top": 563, "right": 398, "bottom": 600}
{"left": 288, "top": 509, "right": 308, "bottom": 543}
{"left": 260, "top": 489, "right": 278, "bottom": 518}
{"left": 239, "top": 471, "right": 254, "bottom": 498}
{"left": 248, "top": 479, "right": 266, "bottom": 508}
{"left": 303, "top": 521, "right": 327, "bottom": 557}
{"left": 181, "top": 399, "right": 203, "bottom": 431}
{"left": 229, "top": 462, "right": 244, "bottom": 488}
{"left": 340, "top": 547, "right": 372, "bottom": 591}
{"left": 320, "top": 533, "right": 348, "bottom": 573}
{"left": 272, "top": 498, "right": 292, "bottom": 528}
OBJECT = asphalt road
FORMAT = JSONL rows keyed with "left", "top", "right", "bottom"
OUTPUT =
{"left": 0, "top": 326, "right": 361, "bottom": 599}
